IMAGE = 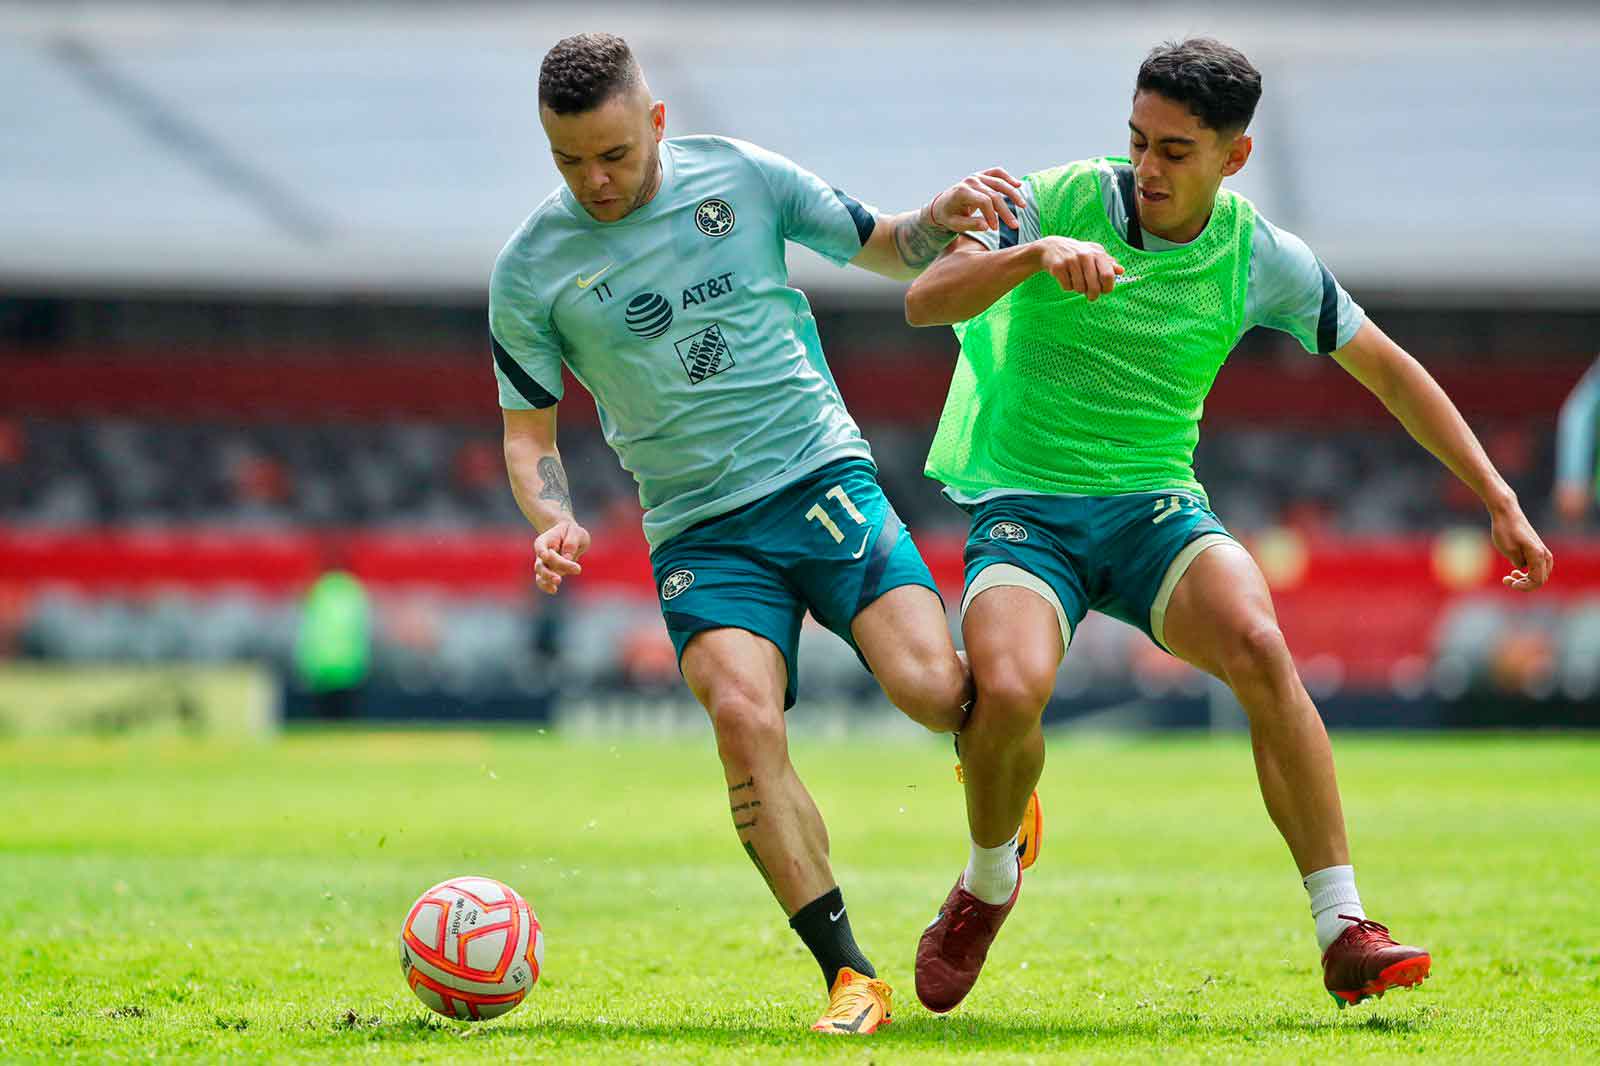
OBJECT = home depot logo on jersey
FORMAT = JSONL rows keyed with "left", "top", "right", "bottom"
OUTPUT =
{"left": 674, "top": 323, "right": 737, "bottom": 384}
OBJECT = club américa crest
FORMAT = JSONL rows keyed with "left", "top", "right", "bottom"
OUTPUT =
{"left": 988, "top": 521, "right": 1028, "bottom": 542}
{"left": 694, "top": 199, "right": 735, "bottom": 237}
{"left": 661, "top": 570, "right": 696, "bottom": 600}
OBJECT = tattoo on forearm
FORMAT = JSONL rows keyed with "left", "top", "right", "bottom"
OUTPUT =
{"left": 893, "top": 209, "right": 956, "bottom": 269}
{"left": 536, "top": 455, "right": 572, "bottom": 514}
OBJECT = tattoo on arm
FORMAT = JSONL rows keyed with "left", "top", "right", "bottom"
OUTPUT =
{"left": 536, "top": 455, "right": 572, "bottom": 514}
{"left": 892, "top": 208, "right": 956, "bottom": 269}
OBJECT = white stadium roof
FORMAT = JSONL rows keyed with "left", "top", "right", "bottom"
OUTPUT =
{"left": 2, "top": 2, "right": 1598, "bottom": 303}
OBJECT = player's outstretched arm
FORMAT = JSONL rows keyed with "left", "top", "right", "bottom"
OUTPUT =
{"left": 1332, "top": 321, "right": 1553, "bottom": 591}
{"left": 850, "top": 168, "right": 1026, "bottom": 281}
{"left": 904, "top": 233, "right": 1125, "bottom": 326}
{"left": 503, "top": 406, "right": 591, "bottom": 595}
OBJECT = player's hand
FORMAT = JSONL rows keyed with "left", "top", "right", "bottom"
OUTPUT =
{"left": 1035, "top": 236, "right": 1124, "bottom": 301}
{"left": 928, "top": 168, "right": 1026, "bottom": 234}
{"left": 1490, "top": 500, "right": 1553, "bottom": 592}
{"left": 533, "top": 519, "right": 591, "bottom": 595}
{"left": 1555, "top": 483, "right": 1589, "bottom": 525}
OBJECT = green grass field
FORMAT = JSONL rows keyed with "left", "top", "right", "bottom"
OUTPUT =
{"left": 2, "top": 729, "right": 1597, "bottom": 1064}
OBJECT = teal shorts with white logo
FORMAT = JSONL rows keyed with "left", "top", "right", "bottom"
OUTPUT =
{"left": 650, "top": 458, "right": 941, "bottom": 709}
{"left": 961, "top": 491, "right": 1236, "bottom": 652}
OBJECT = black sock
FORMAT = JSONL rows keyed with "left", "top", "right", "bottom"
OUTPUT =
{"left": 789, "top": 887, "right": 875, "bottom": 989}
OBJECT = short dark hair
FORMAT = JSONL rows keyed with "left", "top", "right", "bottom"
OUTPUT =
{"left": 1135, "top": 38, "right": 1262, "bottom": 134}
{"left": 539, "top": 33, "right": 641, "bottom": 114}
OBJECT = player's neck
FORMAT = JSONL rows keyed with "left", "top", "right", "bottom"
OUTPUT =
{"left": 1143, "top": 207, "right": 1213, "bottom": 246}
{"left": 629, "top": 153, "right": 665, "bottom": 213}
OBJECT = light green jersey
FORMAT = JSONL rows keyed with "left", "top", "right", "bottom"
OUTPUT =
{"left": 490, "top": 136, "right": 878, "bottom": 548}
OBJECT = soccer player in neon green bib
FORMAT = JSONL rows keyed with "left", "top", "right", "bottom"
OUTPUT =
{"left": 906, "top": 38, "right": 1554, "bottom": 1012}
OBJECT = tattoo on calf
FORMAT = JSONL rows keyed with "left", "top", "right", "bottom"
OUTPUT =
{"left": 743, "top": 840, "right": 776, "bottom": 893}
{"left": 731, "top": 801, "right": 762, "bottom": 831}
{"left": 893, "top": 210, "right": 956, "bottom": 269}
{"left": 730, "top": 777, "right": 776, "bottom": 892}
{"left": 729, "top": 777, "right": 761, "bottom": 830}
{"left": 536, "top": 456, "right": 573, "bottom": 514}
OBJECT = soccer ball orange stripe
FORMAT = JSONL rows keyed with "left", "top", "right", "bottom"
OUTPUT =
{"left": 402, "top": 883, "right": 526, "bottom": 984}
{"left": 400, "top": 876, "right": 543, "bottom": 1021}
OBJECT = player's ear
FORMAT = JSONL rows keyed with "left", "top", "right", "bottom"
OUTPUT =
{"left": 650, "top": 101, "right": 666, "bottom": 142}
{"left": 1221, "top": 132, "right": 1251, "bottom": 178}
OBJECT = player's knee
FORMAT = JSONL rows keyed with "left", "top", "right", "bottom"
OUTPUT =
{"left": 1218, "top": 619, "right": 1292, "bottom": 689}
{"left": 704, "top": 684, "right": 787, "bottom": 770}
{"left": 972, "top": 663, "right": 1054, "bottom": 737}
{"left": 881, "top": 649, "right": 969, "bottom": 734}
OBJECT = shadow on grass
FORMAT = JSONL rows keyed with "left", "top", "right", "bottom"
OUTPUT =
{"left": 311, "top": 1006, "right": 1437, "bottom": 1049}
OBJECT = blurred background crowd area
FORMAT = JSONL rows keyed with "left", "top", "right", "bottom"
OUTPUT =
{"left": 3, "top": 1, "right": 1598, "bottom": 730}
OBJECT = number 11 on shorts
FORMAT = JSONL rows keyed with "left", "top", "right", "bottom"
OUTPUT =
{"left": 805, "top": 485, "right": 866, "bottom": 543}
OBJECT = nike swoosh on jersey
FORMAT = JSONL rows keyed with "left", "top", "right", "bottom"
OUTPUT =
{"left": 575, "top": 264, "right": 614, "bottom": 288}
{"left": 850, "top": 530, "right": 871, "bottom": 560}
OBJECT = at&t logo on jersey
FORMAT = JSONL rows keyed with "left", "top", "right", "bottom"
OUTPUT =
{"left": 694, "top": 199, "right": 735, "bottom": 237}
{"left": 661, "top": 570, "right": 695, "bottom": 600}
{"left": 624, "top": 292, "right": 674, "bottom": 338}
{"left": 682, "top": 271, "right": 735, "bottom": 308}
{"left": 988, "top": 521, "right": 1028, "bottom": 542}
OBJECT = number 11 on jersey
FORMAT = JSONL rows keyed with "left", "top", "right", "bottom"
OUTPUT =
{"left": 805, "top": 485, "right": 867, "bottom": 543}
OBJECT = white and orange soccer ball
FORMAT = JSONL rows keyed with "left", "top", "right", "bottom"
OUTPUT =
{"left": 399, "top": 876, "right": 544, "bottom": 1021}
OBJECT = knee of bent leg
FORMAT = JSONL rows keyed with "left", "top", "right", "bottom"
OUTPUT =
{"left": 1218, "top": 619, "right": 1293, "bottom": 688}
{"left": 705, "top": 683, "right": 786, "bottom": 769}
{"left": 880, "top": 646, "right": 969, "bottom": 733}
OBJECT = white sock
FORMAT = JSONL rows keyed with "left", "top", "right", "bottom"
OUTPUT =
{"left": 962, "top": 834, "right": 1019, "bottom": 905}
{"left": 1304, "top": 864, "right": 1366, "bottom": 952}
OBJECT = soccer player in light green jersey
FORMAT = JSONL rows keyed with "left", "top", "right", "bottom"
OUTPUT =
{"left": 490, "top": 34, "right": 1032, "bottom": 1034}
{"left": 904, "top": 37, "right": 1554, "bottom": 1013}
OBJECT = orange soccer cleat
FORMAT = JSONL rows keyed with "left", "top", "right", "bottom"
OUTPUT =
{"left": 811, "top": 967, "right": 893, "bottom": 1035}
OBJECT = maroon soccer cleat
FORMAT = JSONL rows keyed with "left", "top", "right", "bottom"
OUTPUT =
{"left": 914, "top": 869, "right": 1020, "bottom": 1014}
{"left": 1322, "top": 915, "right": 1432, "bottom": 1007}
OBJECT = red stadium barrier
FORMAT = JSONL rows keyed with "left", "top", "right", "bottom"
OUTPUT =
{"left": 5, "top": 526, "right": 1597, "bottom": 685}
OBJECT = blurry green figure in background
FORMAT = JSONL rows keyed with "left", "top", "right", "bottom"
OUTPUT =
{"left": 294, "top": 568, "right": 371, "bottom": 720}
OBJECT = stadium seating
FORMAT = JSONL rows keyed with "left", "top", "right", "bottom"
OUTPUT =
{"left": 2, "top": 416, "right": 1559, "bottom": 534}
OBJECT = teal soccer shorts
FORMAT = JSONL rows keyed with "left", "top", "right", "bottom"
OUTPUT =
{"left": 649, "top": 459, "right": 941, "bottom": 709}
{"left": 960, "top": 491, "right": 1238, "bottom": 653}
